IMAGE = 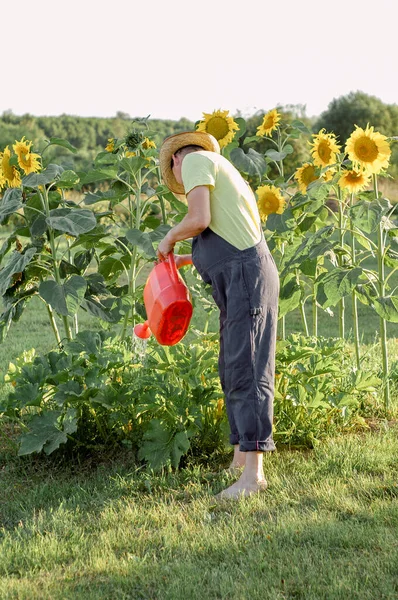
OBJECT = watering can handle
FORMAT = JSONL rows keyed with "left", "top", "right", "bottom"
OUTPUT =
{"left": 167, "top": 252, "right": 179, "bottom": 284}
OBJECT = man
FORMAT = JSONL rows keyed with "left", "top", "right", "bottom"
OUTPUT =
{"left": 157, "top": 131, "right": 279, "bottom": 499}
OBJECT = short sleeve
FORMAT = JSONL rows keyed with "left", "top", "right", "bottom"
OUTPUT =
{"left": 181, "top": 153, "right": 217, "bottom": 195}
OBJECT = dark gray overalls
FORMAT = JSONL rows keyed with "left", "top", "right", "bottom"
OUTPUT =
{"left": 192, "top": 227, "right": 279, "bottom": 452}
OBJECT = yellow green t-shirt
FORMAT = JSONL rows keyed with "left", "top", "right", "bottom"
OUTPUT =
{"left": 181, "top": 151, "right": 262, "bottom": 250}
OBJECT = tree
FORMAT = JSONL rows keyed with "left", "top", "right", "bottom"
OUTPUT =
{"left": 314, "top": 91, "right": 398, "bottom": 144}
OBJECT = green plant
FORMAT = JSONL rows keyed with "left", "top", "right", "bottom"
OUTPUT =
{"left": 274, "top": 334, "right": 380, "bottom": 447}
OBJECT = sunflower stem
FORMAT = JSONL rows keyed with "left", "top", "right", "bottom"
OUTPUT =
{"left": 40, "top": 188, "right": 72, "bottom": 342}
{"left": 349, "top": 193, "right": 360, "bottom": 370}
{"left": 373, "top": 174, "right": 390, "bottom": 413}
{"left": 312, "top": 263, "right": 318, "bottom": 337}
{"left": 300, "top": 300, "right": 309, "bottom": 337}
{"left": 337, "top": 186, "right": 345, "bottom": 339}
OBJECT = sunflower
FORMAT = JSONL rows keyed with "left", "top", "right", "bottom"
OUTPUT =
{"left": 196, "top": 109, "right": 239, "bottom": 148}
{"left": 256, "top": 109, "right": 282, "bottom": 137}
{"left": 345, "top": 124, "right": 391, "bottom": 174}
{"left": 105, "top": 138, "right": 115, "bottom": 152}
{"left": 125, "top": 151, "right": 136, "bottom": 158}
{"left": 323, "top": 168, "right": 336, "bottom": 183}
{"left": 0, "top": 168, "right": 6, "bottom": 190}
{"left": 256, "top": 184, "right": 285, "bottom": 222}
{"left": 294, "top": 163, "right": 318, "bottom": 194}
{"left": 0, "top": 146, "right": 21, "bottom": 188}
{"left": 310, "top": 129, "right": 341, "bottom": 168}
{"left": 142, "top": 137, "right": 156, "bottom": 149}
{"left": 338, "top": 169, "right": 371, "bottom": 194}
{"left": 13, "top": 137, "right": 41, "bottom": 175}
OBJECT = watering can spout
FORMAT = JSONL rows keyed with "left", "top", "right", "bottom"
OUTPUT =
{"left": 134, "top": 321, "right": 151, "bottom": 339}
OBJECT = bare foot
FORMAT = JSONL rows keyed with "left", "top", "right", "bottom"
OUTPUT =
{"left": 215, "top": 478, "right": 268, "bottom": 500}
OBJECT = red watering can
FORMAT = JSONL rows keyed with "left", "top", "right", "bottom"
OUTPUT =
{"left": 134, "top": 253, "right": 193, "bottom": 346}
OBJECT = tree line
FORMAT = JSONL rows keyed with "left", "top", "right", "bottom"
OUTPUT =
{"left": 1, "top": 91, "right": 397, "bottom": 175}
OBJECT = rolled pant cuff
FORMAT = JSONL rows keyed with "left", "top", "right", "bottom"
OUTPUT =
{"left": 239, "top": 440, "right": 276, "bottom": 452}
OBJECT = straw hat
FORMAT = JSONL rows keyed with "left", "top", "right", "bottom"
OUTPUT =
{"left": 159, "top": 131, "right": 220, "bottom": 194}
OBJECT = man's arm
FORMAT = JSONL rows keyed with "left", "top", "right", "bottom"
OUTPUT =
{"left": 157, "top": 186, "right": 211, "bottom": 260}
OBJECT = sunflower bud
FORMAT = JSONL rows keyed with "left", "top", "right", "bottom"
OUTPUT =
{"left": 125, "top": 130, "right": 144, "bottom": 150}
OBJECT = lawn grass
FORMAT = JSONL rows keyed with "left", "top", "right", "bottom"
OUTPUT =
{"left": 1, "top": 425, "right": 397, "bottom": 599}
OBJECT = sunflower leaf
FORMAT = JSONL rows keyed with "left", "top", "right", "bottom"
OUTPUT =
{"left": 229, "top": 148, "right": 267, "bottom": 177}
{"left": 22, "top": 164, "right": 64, "bottom": 188}
{"left": 47, "top": 137, "right": 78, "bottom": 153}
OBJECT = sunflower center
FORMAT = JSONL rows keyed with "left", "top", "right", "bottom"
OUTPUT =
{"left": 206, "top": 116, "right": 230, "bottom": 140}
{"left": 302, "top": 166, "right": 317, "bottom": 186}
{"left": 354, "top": 137, "right": 379, "bottom": 163}
{"left": 262, "top": 193, "right": 280, "bottom": 212}
{"left": 264, "top": 116, "right": 274, "bottom": 129}
{"left": 346, "top": 172, "right": 361, "bottom": 183}
{"left": 318, "top": 141, "right": 332, "bottom": 162}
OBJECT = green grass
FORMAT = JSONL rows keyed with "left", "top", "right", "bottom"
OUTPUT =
{"left": 1, "top": 426, "right": 397, "bottom": 599}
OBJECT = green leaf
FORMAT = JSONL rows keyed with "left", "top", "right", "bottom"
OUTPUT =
{"left": 315, "top": 267, "right": 363, "bottom": 308}
{"left": 46, "top": 208, "right": 97, "bottom": 236}
{"left": 281, "top": 226, "right": 335, "bottom": 276}
{"left": 0, "top": 188, "right": 23, "bottom": 221}
{"left": 18, "top": 408, "right": 77, "bottom": 456}
{"left": 66, "top": 330, "right": 103, "bottom": 356}
{"left": 265, "top": 145, "right": 293, "bottom": 162}
{"left": 234, "top": 117, "right": 247, "bottom": 139}
{"left": 373, "top": 296, "right": 398, "bottom": 323}
{"left": 348, "top": 199, "right": 391, "bottom": 234}
{"left": 125, "top": 229, "right": 156, "bottom": 258}
{"left": 82, "top": 295, "right": 126, "bottom": 323}
{"left": 22, "top": 164, "right": 64, "bottom": 187}
{"left": 265, "top": 209, "right": 296, "bottom": 234}
{"left": 13, "top": 382, "right": 41, "bottom": 407}
{"left": 138, "top": 419, "right": 191, "bottom": 470}
{"left": 229, "top": 147, "right": 267, "bottom": 177}
{"left": 57, "top": 170, "right": 80, "bottom": 189}
{"left": 119, "top": 156, "right": 148, "bottom": 175}
{"left": 0, "top": 233, "right": 17, "bottom": 262}
{"left": 84, "top": 189, "right": 127, "bottom": 205}
{"left": 78, "top": 168, "right": 118, "bottom": 185}
{"left": 53, "top": 381, "right": 84, "bottom": 407}
{"left": 278, "top": 275, "right": 301, "bottom": 317}
{"left": 47, "top": 137, "right": 77, "bottom": 153}
{"left": 39, "top": 275, "right": 87, "bottom": 316}
{"left": 0, "top": 248, "right": 36, "bottom": 296}
{"left": 289, "top": 120, "right": 311, "bottom": 135}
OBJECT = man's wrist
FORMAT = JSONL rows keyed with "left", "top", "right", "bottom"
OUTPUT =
{"left": 165, "top": 230, "right": 176, "bottom": 246}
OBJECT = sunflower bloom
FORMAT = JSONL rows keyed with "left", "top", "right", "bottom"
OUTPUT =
{"left": 196, "top": 109, "right": 239, "bottom": 148}
{"left": 125, "top": 151, "right": 136, "bottom": 158}
{"left": 0, "top": 168, "right": 6, "bottom": 190}
{"left": 105, "top": 138, "right": 115, "bottom": 152}
{"left": 323, "top": 168, "right": 335, "bottom": 183}
{"left": 338, "top": 169, "right": 371, "bottom": 194}
{"left": 142, "top": 137, "right": 156, "bottom": 149}
{"left": 256, "top": 109, "right": 282, "bottom": 137}
{"left": 294, "top": 163, "right": 318, "bottom": 194}
{"left": 345, "top": 124, "right": 391, "bottom": 174}
{"left": 256, "top": 184, "right": 285, "bottom": 222}
{"left": 13, "top": 137, "right": 41, "bottom": 175}
{"left": 310, "top": 129, "right": 341, "bottom": 168}
{"left": 0, "top": 146, "right": 21, "bottom": 188}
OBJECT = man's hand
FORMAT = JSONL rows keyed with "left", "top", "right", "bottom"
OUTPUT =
{"left": 157, "top": 234, "right": 175, "bottom": 261}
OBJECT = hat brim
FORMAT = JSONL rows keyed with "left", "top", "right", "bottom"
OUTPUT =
{"left": 159, "top": 131, "right": 220, "bottom": 194}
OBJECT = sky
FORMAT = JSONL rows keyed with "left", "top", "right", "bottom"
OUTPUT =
{"left": 2, "top": 0, "right": 397, "bottom": 122}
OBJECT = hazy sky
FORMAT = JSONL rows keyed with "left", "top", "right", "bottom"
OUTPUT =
{"left": 2, "top": 0, "right": 397, "bottom": 122}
